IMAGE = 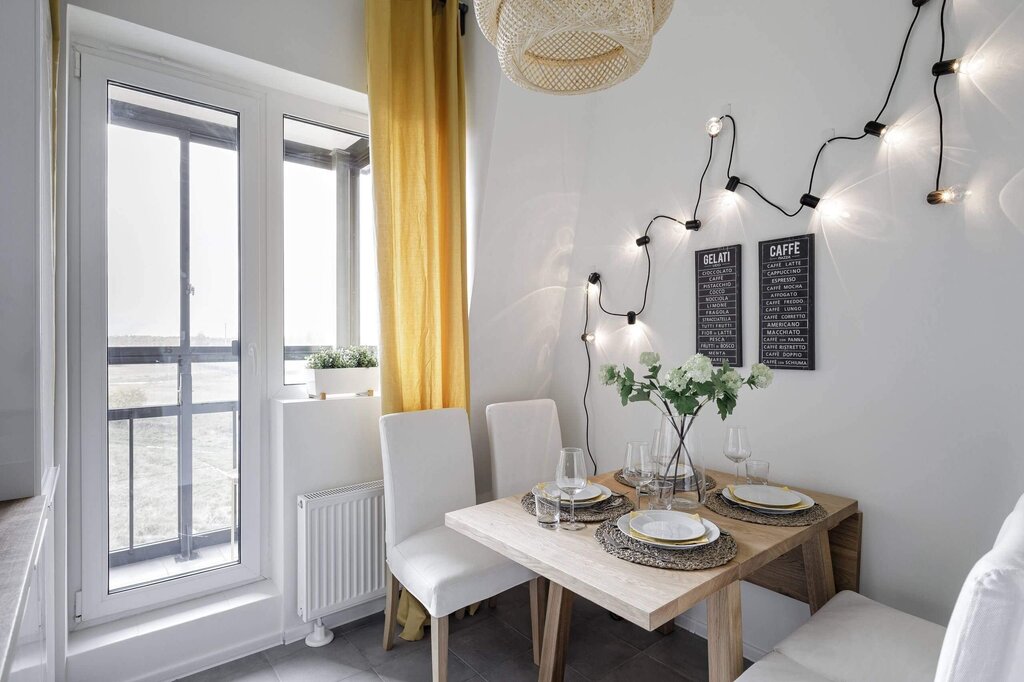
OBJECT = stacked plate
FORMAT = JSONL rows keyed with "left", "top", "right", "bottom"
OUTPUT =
{"left": 532, "top": 481, "right": 613, "bottom": 508}
{"left": 722, "top": 484, "right": 815, "bottom": 515}
{"left": 615, "top": 510, "right": 720, "bottom": 550}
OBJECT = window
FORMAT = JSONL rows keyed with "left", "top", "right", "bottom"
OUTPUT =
{"left": 282, "top": 116, "right": 378, "bottom": 385}
{"left": 75, "top": 54, "right": 261, "bottom": 620}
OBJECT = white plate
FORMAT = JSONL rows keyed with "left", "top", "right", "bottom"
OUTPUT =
{"left": 731, "top": 484, "right": 802, "bottom": 508}
{"left": 628, "top": 510, "right": 705, "bottom": 541}
{"left": 722, "top": 485, "right": 814, "bottom": 514}
{"left": 533, "top": 482, "right": 612, "bottom": 508}
{"left": 534, "top": 481, "right": 601, "bottom": 501}
{"left": 616, "top": 514, "right": 720, "bottom": 550}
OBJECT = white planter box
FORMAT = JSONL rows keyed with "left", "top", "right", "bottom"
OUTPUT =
{"left": 307, "top": 367, "right": 380, "bottom": 398}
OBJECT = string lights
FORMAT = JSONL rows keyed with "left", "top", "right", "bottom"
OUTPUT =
{"left": 579, "top": 0, "right": 974, "bottom": 472}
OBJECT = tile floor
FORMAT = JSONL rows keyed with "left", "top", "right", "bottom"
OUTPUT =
{"left": 179, "top": 583, "right": 751, "bottom": 682}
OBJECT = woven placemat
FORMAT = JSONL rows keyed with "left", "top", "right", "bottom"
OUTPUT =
{"left": 703, "top": 490, "right": 828, "bottom": 527}
{"left": 614, "top": 469, "right": 717, "bottom": 492}
{"left": 520, "top": 491, "right": 634, "bottom": 523}
{"left": 594, "top": 515, "right": 737, "bottom": 570}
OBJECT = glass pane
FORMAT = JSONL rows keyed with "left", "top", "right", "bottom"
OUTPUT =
{"left": 107, "top": 124, "right": 180, "bottom": 346}
{"left": 192, "top": 411, "right": 238, "bottom": 537}
{"left": 190, "top": 142, "right": 239, "bottom": 347}
{"left": 358, "top": 165, "right": 379, "bottom": 347}
{"left": 108, "top": 364, "right": 178, "bottom": 409}
{"left": 106, "top": 83, "right": 242, "bottom": 592}
{"left": 192, "top": 362, "right": 238, "bottom": 404}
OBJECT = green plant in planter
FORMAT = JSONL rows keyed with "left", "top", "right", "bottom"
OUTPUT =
{"left": 305, "top": 345, "right": 379, "bottom": 369}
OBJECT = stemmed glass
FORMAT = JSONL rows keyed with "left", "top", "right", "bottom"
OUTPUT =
{"left": 556, "top": 447, "right": 587, "bottom": 531}
{"left": 723, "top": 426, "right": 752, "bottom": 484}
{"left": 622, "top": 441, "right": 655, "bottom": 509}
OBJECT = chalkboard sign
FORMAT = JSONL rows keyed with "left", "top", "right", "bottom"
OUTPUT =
{"left": 759, "top": 234, "right": 815, "bottom": 370}
{"left": 695, "top": 245, "right": 742, "bottom": 367}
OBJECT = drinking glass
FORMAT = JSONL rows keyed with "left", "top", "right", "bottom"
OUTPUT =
{"left": 622, "top": 441, "right": 654, "bottom": 509}
{"left": 723, "top": 426, "right": 752, "bottom": 484}
{"left": 556, "top": 447, "right": 587, "bottom": 531}
{"left": 648, "top": 480, "right": 674, "bottom": 510}
{"left": 534, "top": 483, "right": 561, "bottom": 529}
{"left": 746, "top": 459, "right": 770, "bottom": 485}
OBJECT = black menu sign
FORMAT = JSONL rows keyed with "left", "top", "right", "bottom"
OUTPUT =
{"left": 695, "top": 245, "right": 742, "bottom": 367}
{"left": 759, "top": 234, "right": 815, "bottom": 370}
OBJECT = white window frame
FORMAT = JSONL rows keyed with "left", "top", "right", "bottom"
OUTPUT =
{"left": 265, "top": 92, "right": 370, "bottom": 398}
{"left": 71, "top": 51, "right": 264, "bottom": 621}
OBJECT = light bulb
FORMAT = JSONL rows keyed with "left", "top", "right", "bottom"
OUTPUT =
{"left": 581, "top": 332, "right": 595, "bottom": 343}
{"left": 880, "top": 124, "right": 905, "bottom": 146}
{"left": 706, "top": 117, "right": 723, "bottom": 138}
{"left": 819, "top": 199, "right": 851, "bottom": 219}
{"left": 927, "top": 185, "right": 969, "bottom": 205}
{"left": 958, "top": 54, "right": 985, "bottom": 77}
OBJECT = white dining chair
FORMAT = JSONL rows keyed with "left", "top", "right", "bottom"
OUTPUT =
{"left": 486, "top": 398, "right": 563, "bottom": 499}
{"left": 379, "top": 408, "right": 543, "bottom": 682}
{"left": 738, "top": 491, "right": 1024, "bottom": 681}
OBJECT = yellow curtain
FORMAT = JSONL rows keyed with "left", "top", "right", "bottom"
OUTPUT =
{"left": 366, "top": 0, "right": 470, "bottom": 417}
{"left": 365, "top": 0, "right": 472, "bottom": 641}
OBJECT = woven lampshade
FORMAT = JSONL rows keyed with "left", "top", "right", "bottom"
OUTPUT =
{"left": 475, "top": 0, "right": 674, "bottom": 95}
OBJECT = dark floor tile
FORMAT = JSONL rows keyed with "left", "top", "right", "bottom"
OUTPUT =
{"left": 644, "top": 629, "right": 710, "bottom": 681}
{"left": 449, "top": 605, "right": 493, "bottom": 634}
{"left": 563, "top": 620, "right": 641, "bottom": 681}
{"left": 492, "top": 602, "right": 533, "bottom": 640}
{"left": 337, "top": 611, "right": 386, "bottom": 634}
{"left": 345, "top": 620, "right": 431, "bottom": 667}
{"left": 599, "top": 652, "right": 692, "bottom": 681}
{"left": 494, "top": 582, "right": 531, "bottom": 609}
{"left": 270, "top": 638, "right": 373, "bottom": 682}
{"left": 449, "top": 616, "right": 532, "bottom": 672}
{"left": 374, "top": 648, "right": 476, "bottom": 682}
{"left": 177, "top": 653, "right": 279, "bottom": 682}
{"left": 580, "top": 610, "right": 667, "bottom": 651}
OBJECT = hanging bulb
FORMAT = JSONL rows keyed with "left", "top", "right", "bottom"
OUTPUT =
{"left": 958, "top": 54, "right": 985, "bottom": 77}
{"left": 706, "top": 117, "right": 723, "bottom": 137}
{"left": 881, "top": 124, "right": 905, "bottom": 146}
{"left": 581, "top": 332, "right": 596, "bottom": 343}
{"left": 626, "top": 311, "right": 637, "bottom": 325}
{"left": 635, "top": 235, "right": 651, "bottom": 247}
{"left": 864, "top": 120, "right": 888, "bottom": 138}
{"left": 932, "top": 58, "right": 961, "bottom": 76}
{"left": 800, "top": 193, "right": 821, "bottom": 209}
{"left": 685, "top": 219, "right": 702, "bottom": 231}
{"left": 818, "top": 199, "right": 851, "bottom": 219}
{"left": 927, "top": 186, "right": 969, "bottom": 205}
{"left": 725, "top": 176, "right": 740, "bottom": 192}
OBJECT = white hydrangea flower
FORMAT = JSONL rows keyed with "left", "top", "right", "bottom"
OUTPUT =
{"left": 639, "top": 351, "right": 660, "bottom": 367}
{"left": 599, "top": 364, "right": 619, "bottom": 386}
{"left": 723, "top": 368, "right": 743, "bottom": 394}
{"left": 681, "top": 354, "right": 713, "bottom": 384}
{"left": 664, "top": 367, "right": 689, "bottom": 392}
{"left": 750, "top": 363, "right": 774, "bottom": 389}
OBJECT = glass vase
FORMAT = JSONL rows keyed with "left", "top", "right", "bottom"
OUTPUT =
{"left": 653, "top": 413, "right": 706, "bottom": 511}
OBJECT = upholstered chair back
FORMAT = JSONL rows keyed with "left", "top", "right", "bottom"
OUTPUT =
{"left": 935, "top": 492, "right": 1024, "bottom": 681}
{"left": 486, "top": 399, "right": 563, "bottom": 499}
{"left": 379, "top": 408, "right": 477, "bottom": 550}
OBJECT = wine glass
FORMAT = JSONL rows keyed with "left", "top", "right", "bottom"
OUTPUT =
{"left": 622, "top": 441, "right": 654, "bottom": 509}
{"left": 723, "top": 426, "right": 752, "bottom": 484}
{"left": 556, "top": 447, "right": 587, "bottom": 531}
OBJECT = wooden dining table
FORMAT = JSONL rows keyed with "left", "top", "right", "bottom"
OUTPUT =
{"left": 445, "top": 469, "right": 861, "bottom": 682}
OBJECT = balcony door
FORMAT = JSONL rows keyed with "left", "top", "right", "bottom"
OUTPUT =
{"left": 75, "top": 54, "right": 261, "bottom": 619}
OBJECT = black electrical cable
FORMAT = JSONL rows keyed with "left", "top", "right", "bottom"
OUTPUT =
{"left": 691, "top": 135, "right": 715, "bottom": 224}
{"left": 721, "top": 115, "right": 805, "bottom": 217}
{"left": 876, "top": 4, "right": 923, "bottom": 122}
{"left": 933, "top": 0, "right": 949, "bottom": 191}
{"left": 581, "top": 288, "right": 598, "bottom": 475}
{"left": 595, "top": 214, "right": 685, "bottom": 319}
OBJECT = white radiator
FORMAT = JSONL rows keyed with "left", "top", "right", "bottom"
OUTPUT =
{"left": 297, "top": 480, "right": 386, "bottom": 622}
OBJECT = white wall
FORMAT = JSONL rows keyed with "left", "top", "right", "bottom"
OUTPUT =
{"left": 468, "top": 0, "right": 1024, "bottom": 653}
{"left": 67, "top": 0, "right": 366, "bottom": 93}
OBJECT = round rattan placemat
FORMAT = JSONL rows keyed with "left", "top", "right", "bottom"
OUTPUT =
{"left": 614, "top": 470, "right": 717, "bottom": 492}
{"left": 520, "top": 491, "right": 634, "bottom": 524}
{"left": 594, "top": 515, "right": 737, "bottom": 570}
{"left": 703, "top": 490, "right": 828, "bottom": 527}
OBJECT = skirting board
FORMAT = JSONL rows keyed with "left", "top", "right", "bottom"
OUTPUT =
{"left": 284, "top": 596, "right": 386, "bottom": 644}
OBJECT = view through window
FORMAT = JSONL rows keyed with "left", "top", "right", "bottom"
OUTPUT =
{"left": 106, "top": 83, "right": 241, "bottom": 592}
{"left": 283, "top": 116, "right": 378, "bottom": 386}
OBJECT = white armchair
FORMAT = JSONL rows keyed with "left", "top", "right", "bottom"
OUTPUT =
{"left": 738, "top": 492, "right": 1024, "bottom": 681}
{"left": 486, "top": 398, "right": 563, "bottom": 499}
{"left": 379, "top": 408, "right": 542, "bottom": 682}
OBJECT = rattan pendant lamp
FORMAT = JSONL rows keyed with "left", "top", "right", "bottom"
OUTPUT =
{"left": 474, "top": 0, "right": 674, "bottom": 95}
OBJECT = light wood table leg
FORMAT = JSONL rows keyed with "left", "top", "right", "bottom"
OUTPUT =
{"left": 802, "top": 528, "right": 837, "bottom": 614}
{"left": 529, "top": 577, "right": 549, "bottom": 665}
{"left": 537, "top": 582, "right": 573, "bottom": 682}
{"left": 431, "top": 615, "right": 449, "bottom": 682}
{"left": 707, "top": 581, "right": 743, "bottom": 682}
{"left": 383, "top": 568, "right": 400, "bottom": 651}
